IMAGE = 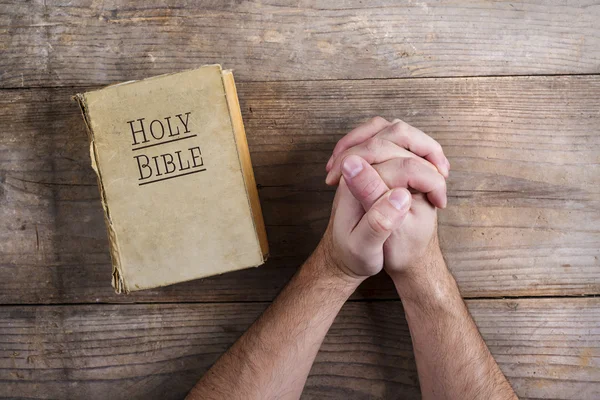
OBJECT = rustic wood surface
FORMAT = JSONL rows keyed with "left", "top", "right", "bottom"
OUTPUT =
{"left": 2, "top": 0, "right": 599, "bottom": 398}
{"left": 1, "top": 76, "right": 598, "bottom": 304}
{"left": 0, "top": 299, "right": 598, "bottom": 400}
{"left": 2, "top": 0, "right": 600, "bottom": 87}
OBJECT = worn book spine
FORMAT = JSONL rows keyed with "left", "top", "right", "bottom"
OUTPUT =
{"left": 74, "top": 94, "right": 126, "bottom": 292}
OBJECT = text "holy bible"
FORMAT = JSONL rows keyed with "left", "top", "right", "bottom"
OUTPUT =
{"left": 127, "top": 111, "right": 206, "bottom": 185}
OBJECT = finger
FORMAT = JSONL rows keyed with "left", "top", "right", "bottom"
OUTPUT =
{"left": 349, "top": 188, "right": 412, "bottom": 251}
{"left": 341, "top": 155, "right": 389, "bottom": 211}
{"left": 373, "top": 157, "right": 447, "bottom": 208}
{"left": 331, "top": 177, "right": 364, "bottom": 236}
{"left": 326, "top": 116, "right": 391, "bottom": 172}
{"left": 326, "top": 136, "right": 437, "bottom": 186}
{"left": 379, "top": 119, "right": 450, "bottom": 178}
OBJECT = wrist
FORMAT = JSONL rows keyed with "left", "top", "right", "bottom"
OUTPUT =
{"left": 391, "top": 252, "right": 467, "bottom": 341}
{"left": 301, "top": 240, "right": 365, "bottom": 296}
{"left": 389, "top": 244, "right": 456, "bottom": 308}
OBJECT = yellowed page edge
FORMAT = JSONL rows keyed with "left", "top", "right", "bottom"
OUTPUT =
{"left": 222, "top": 71, "right": 269, "bottom": 260}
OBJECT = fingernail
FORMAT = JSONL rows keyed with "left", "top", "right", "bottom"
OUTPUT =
{"left": 389, "top": 189, "right": 410, "bottom": 211}
{"left": 445, "top": 157, "right": 451, "bottom": 170}
{"left": 341, "top": 156, "right": 363, "bottom": 180}
{"left": 326, "top": 156, "right": 333, "bottom": 171}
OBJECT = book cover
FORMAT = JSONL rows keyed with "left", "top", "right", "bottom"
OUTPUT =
{"left": 75, "top": 65, "right": 268, "bottom": 293}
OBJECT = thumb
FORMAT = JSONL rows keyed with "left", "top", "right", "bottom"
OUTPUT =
{"left": 349, "top": 188, "right": 412, "bottom": 251}
{"left": 342, "top": 154, "right": 390, "bottom": 212}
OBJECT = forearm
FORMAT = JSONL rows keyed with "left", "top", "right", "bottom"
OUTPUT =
{"left": 393, "top": 246, "right": 516, "bottom": 400}
{"left": 187, "top": 243, "right": 361, "bottom": 400}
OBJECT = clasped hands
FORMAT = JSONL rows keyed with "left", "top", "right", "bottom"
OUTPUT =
{"left": 319, "top": 117, "right": 450, "bottom": 284}
{"left": 188, "top": 117, "right": 518, "bottom": 400}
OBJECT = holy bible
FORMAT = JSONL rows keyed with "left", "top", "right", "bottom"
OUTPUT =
{"left": 75, "top": 65, "right": 268, "bottom": 293}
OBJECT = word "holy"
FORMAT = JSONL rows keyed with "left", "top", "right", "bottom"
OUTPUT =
{"left": 126, "top": 111, "right": 207, "bottom": 186}
{"left": 127, "top": 112, "right": 191, "bottom": 146}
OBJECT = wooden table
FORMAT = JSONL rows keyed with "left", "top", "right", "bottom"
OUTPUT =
{"left": 1, "top": 1, "right": 599, "bottom": 399}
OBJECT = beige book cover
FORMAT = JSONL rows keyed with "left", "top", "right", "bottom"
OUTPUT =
{"left": 75, "top": 65, "right": 268, "bottom": 293}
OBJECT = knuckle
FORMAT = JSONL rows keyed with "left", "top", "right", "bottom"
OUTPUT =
{"left": 392, "top": 119, "right": 409, "bottom": 132}
{"left": 370, "top": 116, "right": 388, "bottom": 126}
{"left": 358, "top": 177, "right": 384, "bottom": 200}
{"left": 365, "top": 137, "right": 382, "bottom": 153}
{"left": 389, "top": 121, "right": 404, "bottom": 135}
{"left": 367, "top": 209, "right": 393, "bottom": 234}
{"left": 389, "top": 121, "right": 410, "bottom": 141}
{"left": 332, "top": 139, "right": 346, "bottom": 154}
{"left": 402, "top": 156, "right": 420, "bottom": 171}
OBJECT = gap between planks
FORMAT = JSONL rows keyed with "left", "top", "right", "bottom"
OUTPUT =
{"left": 1, "top": 72, "right": 600, "bottom": 91}
{"left": 0, "top": 293, "right": 596, "bottom": 308}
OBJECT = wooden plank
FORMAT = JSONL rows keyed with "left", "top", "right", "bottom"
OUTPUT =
{"left": 2, "top": 0, "right": 600, "bottom": 87}
{"left": 0, "top": 298, "right": 598, "bottom": 399}
{"left": 1, "top": 75, "right": 599, "bottom": 304}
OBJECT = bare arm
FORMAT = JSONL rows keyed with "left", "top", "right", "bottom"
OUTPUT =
{"left": 392, "top": 242, "right": 516, "bottom": 400}
{"left": 189, "top": 116, "right": 517, "bottom": 399}
{"left": 188, "top": 130, "right": 413, "bottom": 399}
{"left": 326, "top": 117, "right": 517, "bottom": 399}
{"left": 186, "top": 243, "right": 361, "bottom": 400}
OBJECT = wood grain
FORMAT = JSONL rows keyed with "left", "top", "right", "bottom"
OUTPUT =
{"left": 0, "top": 298, "right": 598, "bottom": 399}
{"left": 2, "top": 0, "right": 600, "bottom": 87}
{"left": 1, "top": 75, "right": 598, "bottom": 304}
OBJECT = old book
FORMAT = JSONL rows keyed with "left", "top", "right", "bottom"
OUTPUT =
{"left": 75, "top": 65, "right": 268, "bottom": 293}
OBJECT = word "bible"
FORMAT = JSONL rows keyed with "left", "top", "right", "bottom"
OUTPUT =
{"left": 126, "top": 112, "right": 207, "bottom": 185}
